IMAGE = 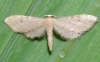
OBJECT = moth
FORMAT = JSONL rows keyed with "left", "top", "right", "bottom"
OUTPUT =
{"left": 4, "top": 14, "right": 98, "bottom": 51}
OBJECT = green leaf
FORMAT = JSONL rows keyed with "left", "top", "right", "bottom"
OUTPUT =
{"left": 0, "top": 0, "right": 100, "bottom": 62}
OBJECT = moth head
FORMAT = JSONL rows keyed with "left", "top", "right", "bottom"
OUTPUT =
{"left": 44, "top": 15, "right": 55, "bottom": 18}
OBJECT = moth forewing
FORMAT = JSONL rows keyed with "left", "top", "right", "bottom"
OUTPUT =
{"left": 53, "top": 14, "right": 98, "bottom": 39}
{"left": 4, "top": 15, "right": 45, "bottom": 33}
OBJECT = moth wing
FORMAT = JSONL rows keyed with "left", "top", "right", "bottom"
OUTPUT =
{"left": 25, "top": 25, "right": 46, "bottom": 39}
{"left": 54, "top": 14, "right": 97, "bottom": 39}
{"left": 5, "top": 15, "right": 46, "bottom": 38}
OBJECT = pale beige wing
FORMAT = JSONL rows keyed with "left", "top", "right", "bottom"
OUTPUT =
{"left": 54, "top": 14, "right": 98, "bottom": 39}
{"left": 5, "top": 15, "right": 46, "bottom": 39}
